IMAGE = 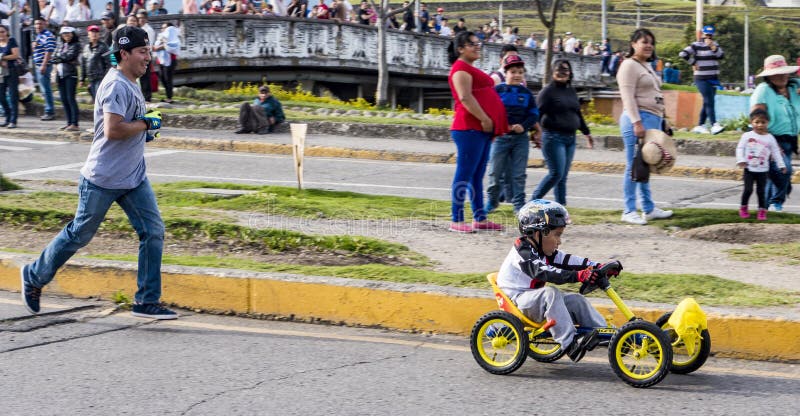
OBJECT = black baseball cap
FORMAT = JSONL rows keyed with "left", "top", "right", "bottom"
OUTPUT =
{"left": 101, "top": 11, "right": 115, "bottom": 20}
{"left": 109, "top": 26, "right": 149, "bottom": 54}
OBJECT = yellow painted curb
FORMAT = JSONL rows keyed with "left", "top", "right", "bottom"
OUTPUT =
{"left": 2, "top": 258, "right": 798, "bottom": 362}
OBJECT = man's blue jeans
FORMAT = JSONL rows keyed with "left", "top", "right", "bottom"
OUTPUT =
{"left": 695, "top": 79, "right": 717, "bottom": 125}
{"left": 36, "top": 64, "right": 55, "bottom": 115}
{"left": 26, "top": 177, "right": 165, "bottom": 304}
{"left": 451, "top": 129, "right": 492, "bottom": 222}
{"left": 486, "top": 132, "right": 530, "bottom": 211}
{"left": 766, "top": 140, "right": 794, "bottom": 206}
{"left": 620, "top": 111, "right": 662, "bottom": 214}
{"left": 532, "top": 130, "right": 576, "bottom": 205}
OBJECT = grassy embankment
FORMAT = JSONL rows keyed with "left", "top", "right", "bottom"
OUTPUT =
{"left": 2, "top": 182, "right": 798, "bottom": 307}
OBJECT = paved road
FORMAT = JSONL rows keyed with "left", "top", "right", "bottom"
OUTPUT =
{"left": 2, "top": 136, "right": 797, "bottom": 213}
{"left": 0, "top": 292, "right": 797, "bottom": 415}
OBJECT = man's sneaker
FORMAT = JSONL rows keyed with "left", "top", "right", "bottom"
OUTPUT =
{"left": 711, "top": 122, "right": 725, "bottom": 135}
{"left": 472, "top": 220, "right": 504, "bottom": 231}
{"left": 131, "top": 303, "right": 178, "bottom": 320}
{"left": 620, "top": 211, "right": 647, "bottom": 225}
{"left": 40, "top": 113, "right": 55, "bottom": 121}
{"left": 757, "top": 208, "right": 767, "bottom": 221}
{"left": 20, "top": 265, "right": 41, "bottom": 314}
{"left": 691, "top": 125, "right": 710, "bottom": 134}
{"left": 643, "top": 207, "right": 673, "bottom": 221}
{"left": 566, "top": 329, "right": 600, "bottom": 363}
{"left": 769, "top": 203, "right": 783, "bottom": 212}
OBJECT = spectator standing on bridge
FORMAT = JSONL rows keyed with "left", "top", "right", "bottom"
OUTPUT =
{"left": 316, "top": 0, "right": 330, "bottom": 19}
{"left": 235, "top": 85, "right": 285, "bottom": 134}
{"left": 616, "top": 28, "right": 672, "bottom": 225}
{"left": 600, "top": 38, "right": 612, "bottom": 75}
{"left": 447, "top": 31, "right": 507, "bottom": 233}
{"left": 51, "top": 26, "right": 82, "bottom": 132}
{"left": 433, "top": 7, "right": 444, "bottom": 32}
{"left": 530, "top": 59, "right": 592, "bottom": 207}
{"left": 20, "top": 26, "right": 177, "bottom": 320}
{"left": 80, "top": 25, "right": 110, "bottom": 100}
{"left": 357, "top": 1, "right": 372, "bottom": 25}
{"left": 749, "top": 54, "right": 800, "bottom": 213}
{"left": 438, "top": 18, "right": 451, "bottom": 37}
{"left": 452, "top": 18, "right": 466, "bottom": 35}
{"left": 32, "top": 16, "right": 56, "bottom": 121}
{"left": 0, "top": 24, "right": 20, "bottom": 129}
{"left": 680, "top": 25, "right": 725, "bottom": 135}
{"left": 100, "top": 11, "right": 115, "bottom": 47}
{"left": 149, "top": 0, "right": 168, "bottom": 15}
{"left": 525, "top": 33, "right": 537, "bottom": 49}
{"left": 401, "top": 1, "right": 414, "bottom": 31}
{"left": 563, "top": 32, "right": 576, "bottom": 54}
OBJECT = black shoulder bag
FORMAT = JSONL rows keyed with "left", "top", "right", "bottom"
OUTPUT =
{"left": 631, "top": 137, "right": 650, "bottom": 183}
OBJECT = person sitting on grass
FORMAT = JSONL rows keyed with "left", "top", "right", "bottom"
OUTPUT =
{"left": 496, "top": 199, "right": 622, "bottom": 362}
{"left": 235, "top": 85, "right": 285, "bottom": 134}
{"left": 736, "top": 108, "right": 786, "bottom": 221}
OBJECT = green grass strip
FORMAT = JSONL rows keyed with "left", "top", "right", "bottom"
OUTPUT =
{"left": 727, "top": 243, "right": 800, "bottom": 266}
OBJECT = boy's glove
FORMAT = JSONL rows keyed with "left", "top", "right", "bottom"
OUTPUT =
{"left": 140, "top": 110, "right": 162, "bottom": 130}
{"left": 576, "top": 268, "right": 603, "bottom": 285}
{"left": 145, "top": 131, "right": 160, "bottom": 142}
{"left": 598, "top": 260, "right": 623, "bottom": 277}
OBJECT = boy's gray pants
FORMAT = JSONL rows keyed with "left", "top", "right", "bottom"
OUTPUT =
{"left": 512, "top": 286, "right": 607, "bottom": 348}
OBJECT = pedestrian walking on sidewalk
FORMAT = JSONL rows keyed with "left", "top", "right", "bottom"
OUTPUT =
{"left": 749, "top": 54, "right": 800, "bottom": 213}
{"left": 679, "top": 25, "right": 725, "bottom": 135}
{"left": 20, "top": 26, "right": 177, "bottom": 320}
{"left": 447, "top": 31, "right": 508, "bottom": 233}
{"left": 736, "top": 109, "right": 786, "bottom": 220}
{"left": 616, "top": 28, "right": 673, "bottom": 225}
{"left": 530, "top": 59, "right": 593, "bottom": 207}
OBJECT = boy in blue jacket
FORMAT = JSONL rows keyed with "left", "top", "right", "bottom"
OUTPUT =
{"left": 486, "top": 55, "right": 541, "bottom": 213}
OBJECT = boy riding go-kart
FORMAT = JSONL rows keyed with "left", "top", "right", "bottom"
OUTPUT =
{"left": 470, "top": 200, "right": 710, "bottom": 388}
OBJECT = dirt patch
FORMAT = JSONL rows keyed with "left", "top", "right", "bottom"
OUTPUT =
{"left": 675, "top": 223, "right": 800, "bottom": 244}
{"left": 0, "top": 225, "right": 406, "bottom": 268}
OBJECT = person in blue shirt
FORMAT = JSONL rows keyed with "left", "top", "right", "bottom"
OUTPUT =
{"left": 662, "top": 61, "right": 680, "bottom": 84}
{"left": 486, "top": 55, "right": 541, "bottom": 213}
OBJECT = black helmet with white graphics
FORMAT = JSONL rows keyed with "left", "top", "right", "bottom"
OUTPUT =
{"left": 517, "top": 199, "right": 571, "bottom": 236}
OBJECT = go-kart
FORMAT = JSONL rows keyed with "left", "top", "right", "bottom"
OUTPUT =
{"left": 470, "top": 265, "right": 711, "bottom": 388}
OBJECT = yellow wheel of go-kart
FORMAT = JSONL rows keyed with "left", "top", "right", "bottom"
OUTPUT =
{"left": 528, "top": 335, "right": 565, "bottom": 363}
{"left": 656, "top": 312, "right": 711, "bottom": 374}
{"left": 608, "top": 320, "right": 673, "bottom": 388}
{"left": 470, "top": 310, "right": 528, "bottom": 375}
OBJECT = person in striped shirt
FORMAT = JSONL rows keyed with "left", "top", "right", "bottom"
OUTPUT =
{"left": 32, "top": 16, "right": 56, "bottom": 120}
{"left": 679, "top": 25, "right": 725, "bottom": 135}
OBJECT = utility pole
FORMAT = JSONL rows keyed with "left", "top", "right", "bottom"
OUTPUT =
{"left": 499, "top": 3, "right": 503, "bottom": 32}
{"left": 744, "top": 9, "right": 750, "bottom": 89}
{"left": 601, "top": 0, "right": 607, "bottom": 41}
{"left": 414, "top": 1, "right": 421, "bottom": 33}
{"left": 636, "top": 1, "right": 641, "bottom": 29}
{"left": 696, "top": 0, "right": 703, "bottom": 41}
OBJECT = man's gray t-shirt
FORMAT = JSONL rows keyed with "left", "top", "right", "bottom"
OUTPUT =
{"left": 80, "top": 68, "right": 148, "bottom": 189}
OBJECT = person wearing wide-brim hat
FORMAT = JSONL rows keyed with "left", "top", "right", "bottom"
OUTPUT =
{"left": 641, "top": 129, "right": 677, "bottom": 174}
{"left": 749, "top": 54, "right": 800, "bottom": 212}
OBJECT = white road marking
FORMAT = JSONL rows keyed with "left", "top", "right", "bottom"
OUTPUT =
{"left": 5, "top": 150, "right": 183, "bottom": 177}
{"left": 0, "top": 137, "right": 70, "bottom": 145}
{"left": 0, "top": 145, "right": 33, "bottom": 151}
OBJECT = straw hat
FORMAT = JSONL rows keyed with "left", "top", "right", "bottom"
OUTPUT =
{"left": 641, "top": 129, "right": 677, "bottom": 174}
{"left": 755, "top": 55, "right": 799, "bottom": 78}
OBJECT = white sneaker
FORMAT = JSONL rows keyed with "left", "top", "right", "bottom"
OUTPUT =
{"left": 691, "top": 125, "right": 710, "bottom": 134}
{"left": 644, "top": 207, "right": 674, "bottom": 220}
{"left": 621, "top": 211, "right": 647, "bottom": 225}
{"left": 710, "top": 123, "right": 725, "bottom": 135}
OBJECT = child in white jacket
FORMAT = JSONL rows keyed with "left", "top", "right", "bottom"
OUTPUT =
{"left": 736, "top": 108, "right": 787, "bottom": 220}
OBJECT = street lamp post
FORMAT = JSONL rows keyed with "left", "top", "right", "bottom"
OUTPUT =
{"left": 744, "top": 10, "right": 749, "bottom": 89}
{"left": 601, "top": 0, "right": 607, "bottom": 41}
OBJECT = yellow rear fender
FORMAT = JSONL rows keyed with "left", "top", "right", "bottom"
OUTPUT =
{"left": 667, "top": 298, "right": 708, "bottom": 356}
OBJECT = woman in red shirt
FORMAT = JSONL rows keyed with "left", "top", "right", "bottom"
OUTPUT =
{"left": 447, "top": 31, "right": 508, "bottom": 233}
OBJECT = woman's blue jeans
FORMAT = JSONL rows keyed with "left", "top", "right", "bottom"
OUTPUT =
{"left": 486, "top": 132, "right": 530, "bottom": 211}
{"left": 451, "top": 129, "right": 492, "bottom": 222}
{"left": 766, "top": 141, "right": 794, "bottom": 206}
{"left": 695, "top": 79, "right": 717, "bottom": 125}
{"left": 620, "top": 111, "right": 662, "bottom": 214}
{"left": 532, "top": 130, "right": 576, "bottom": 205}
{"left": 26, "top": 177, "right": 165, "bottom": 304}
{"left": 0, "top": 70, "right": 19, "bottom": 124}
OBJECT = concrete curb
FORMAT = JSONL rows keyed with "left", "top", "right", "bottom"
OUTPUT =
{"left": 2, "top": 254, "right": 798, "bottom": 362}
{"left": 5, "top": 126, "right": 800, "bottom": 184}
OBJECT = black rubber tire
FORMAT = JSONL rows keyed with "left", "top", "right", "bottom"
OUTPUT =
{"left": 608, "top": 319, "right": 673, "bottom": 388}
{"left": 470, "top": 310, "right": 528, "bottom": 375}
{"left": 655, "top": 312, "right": 712, "bottom": 375}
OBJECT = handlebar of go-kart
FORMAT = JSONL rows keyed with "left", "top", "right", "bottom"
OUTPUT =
{"left": 579, "top": 260, "right": 623, "bottom": 295}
